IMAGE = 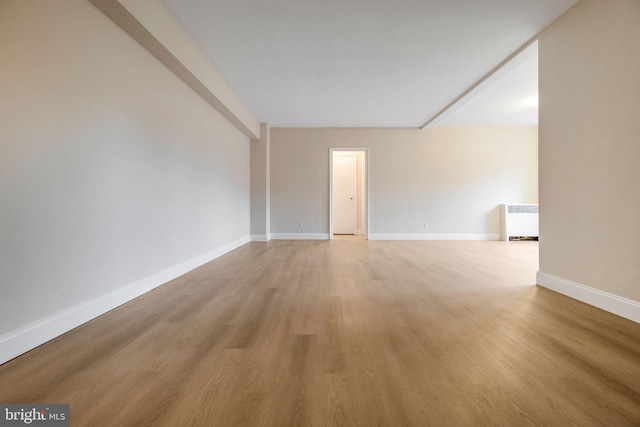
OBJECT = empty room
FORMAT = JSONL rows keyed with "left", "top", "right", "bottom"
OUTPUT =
{"left": 1, "top": 0, "right": 639, "bottom": 425}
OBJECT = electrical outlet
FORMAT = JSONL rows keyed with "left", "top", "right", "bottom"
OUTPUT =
{"left": 297, "top": 221, "right": 304, "bottom": 229}
{"left": 423, "top": 223, "right": 429, "bottom": 229}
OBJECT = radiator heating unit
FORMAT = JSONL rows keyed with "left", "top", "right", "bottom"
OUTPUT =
{"left": 500, "top": 204, "right": 539, "bottom": 241}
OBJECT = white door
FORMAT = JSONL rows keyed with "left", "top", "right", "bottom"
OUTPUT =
{"left": 333, "top": 154, "right": 357, "bottom": 234}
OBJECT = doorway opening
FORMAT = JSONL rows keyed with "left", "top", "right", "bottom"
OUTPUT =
{"left": 330, "top": 148, "right": 369, "bottom": 240}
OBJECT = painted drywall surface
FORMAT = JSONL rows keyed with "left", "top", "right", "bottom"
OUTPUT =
{"left": 250, "top": 123, "right": 270, "bottom": 238}
{"left": 355, "top": 151, "right": 366, "bottom": 233}
{"left": 538, "top": 0, "right": 640, "bottom": 301}
{"left": 270, "top": 127, "right": 538, "bottom": 236}
{"left": 0, "top": 0, "right": 250, "bottom": 335}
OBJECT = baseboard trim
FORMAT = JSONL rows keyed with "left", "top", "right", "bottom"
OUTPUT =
{"left": 536, "top": 272, "right": 640, "bottom": 324}
{"left": 0, "top": 235, "right": 250, "bottom": 365}
{"left": 368, "top": 233, "right": 500, "bottom": 241}
{"left": 250, "top": 234, "right": 271, "bottom": 242}
{"left": 270, "top": 233, "right": 330, "bottom": 240}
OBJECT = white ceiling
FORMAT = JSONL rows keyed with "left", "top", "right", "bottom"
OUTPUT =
{"left": 162, "top": 0, "right": 578, "bottom": 128}
{"left": 431, "top": 41, "right": 539, "bottom": 128}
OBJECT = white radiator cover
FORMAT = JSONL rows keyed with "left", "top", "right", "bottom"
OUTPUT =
{"left": 500, "top": 204, "right": 539, "bottom": 241}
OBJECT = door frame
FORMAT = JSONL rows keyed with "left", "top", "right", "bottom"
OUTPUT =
{"left": 329, "top": 147, "right": 369, "bottom": 240}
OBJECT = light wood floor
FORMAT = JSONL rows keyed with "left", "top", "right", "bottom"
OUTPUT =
{"left": 1, "top": 240, "right": 640, "bottom": 426}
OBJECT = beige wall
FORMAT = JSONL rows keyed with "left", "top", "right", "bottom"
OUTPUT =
{"left": 355, "top": 151, "right": 366, "bottom": 233}
{"left": 251, "top": 123, "right": 270, "bottom": 239}
{"left": 271, "top": 127, "right": 538, "bottom": 238}
{"left": 538, "top": 0, "right": 640, "bottom": 301}
{"left": 0, "top": 0, "right": 250, "bottom": 339}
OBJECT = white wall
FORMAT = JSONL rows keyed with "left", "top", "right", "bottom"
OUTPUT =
{"left": 0, "top": 0, "right": 250, "bottom": 360}
{"left": 271, "top": 127, "right": 538, "bottom": 239}
{"left": 537, "top": 0, "right": 640, "bottom": 315}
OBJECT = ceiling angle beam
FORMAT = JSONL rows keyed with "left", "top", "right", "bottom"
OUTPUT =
{"left": 420, "top": 35, "right": 539, "bottom": 130}
{"left": 88, "top": 0, "right": 259, "bottom": 140}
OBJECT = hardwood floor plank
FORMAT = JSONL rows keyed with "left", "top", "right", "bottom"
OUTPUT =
{"left": 263, "top": 334, "right": 318, "bottom": 426}
{"left": 1, "top": 240, "right": 639, "bottom": 425}
{"left": 314, "top": 374, "right": 359, "bottom": 427}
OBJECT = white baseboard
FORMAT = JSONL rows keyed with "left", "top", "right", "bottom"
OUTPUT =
{"left": 0, "top": 235, "right": 251, "bottom": 365}
{"left": 270, "top": 233, "right": 330, "bottom": 240}
{"left": 536, "top": 272, "right": 640, "bottom": 324}
{"left": 250, "top": 234, "right": 271, "bottom": 242}
{"left": 368, "top": 233, "right": 500, "bottom": 241}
